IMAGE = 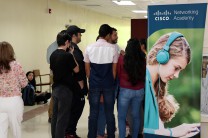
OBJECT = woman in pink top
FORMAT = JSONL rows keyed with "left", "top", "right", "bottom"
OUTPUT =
{"left": 0, "top": 41, "right": 28, "bottom": 138}
{"left": 117, "top": 38, "right": 146, "bottom": 138}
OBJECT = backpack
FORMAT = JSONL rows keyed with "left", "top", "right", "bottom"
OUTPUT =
{"left": 21, "top": 84, "right": 35, "bottom": 106}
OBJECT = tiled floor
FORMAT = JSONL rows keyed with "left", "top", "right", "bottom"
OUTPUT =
{"left": 8, "top": 99, "right": 119, "bottom": 138}
{"left": 7, "top": 98, "right": 208, "bottom": 138}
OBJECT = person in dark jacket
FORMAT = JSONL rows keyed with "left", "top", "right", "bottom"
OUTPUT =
{"left": 50, "top": 30, "right": 79, "bottom": 138}
{"left": 65, "top": 25, "right": 88, "bottom": 138}
{"left": 26, "top": 71, "right": 51, "bottom": 104}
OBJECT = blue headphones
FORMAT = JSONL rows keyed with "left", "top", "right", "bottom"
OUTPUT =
{"left": 156, "top": 32, "right": 184, "bottom": 64}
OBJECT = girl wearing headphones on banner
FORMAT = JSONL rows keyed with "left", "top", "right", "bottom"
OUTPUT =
{"left": 144, "top": 32, "right": 200, "bottom": 137}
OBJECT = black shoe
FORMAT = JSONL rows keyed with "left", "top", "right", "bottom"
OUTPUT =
{"left": 73, "top": 133, "right": 81, "bottom": 138}
{"left": 138, "top": 133, "right": 143, "bottom": 138}
{"left": 126, "top": 134, "right": 132, "bottom": 138}
{"left": 44, "top": 100, "right": 48, "bottom": 104}
{"left": 48, "top": 117, "right": 51, "bottom": 123}
{"left": 65, "top": 133, "right": 81, "bottom": 138}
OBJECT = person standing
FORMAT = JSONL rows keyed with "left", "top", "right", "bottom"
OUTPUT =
{"left": 97, "top": 27, "right": 120, "bottom": 138}
{"left": 0, "top": 41, "right": 28, "bottom": 138}
{"left": 117, "top": 38, "right": 146, "bottom": 138}
{"left": 50, "top": 30, "right": 79, "bottom": 138}
{"left": 126, "top": 39, "right": 147, "bottom": 138}
{"left": 46, "top": 41, "right": 58, "bottom": 123}
{"left": 65, "top": 25, "right": 87, "bottom": 138}
{"left": 84, "top": 24, "right": 119, "bottom": 138}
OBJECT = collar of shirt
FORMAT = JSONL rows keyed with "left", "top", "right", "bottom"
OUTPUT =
{"left": 97, "top": 38, "right": 107, "bottom": 43}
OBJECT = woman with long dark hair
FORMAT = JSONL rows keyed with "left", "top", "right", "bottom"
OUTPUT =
{"left": 117, "top": 38, "right": 146, "bottom": 138}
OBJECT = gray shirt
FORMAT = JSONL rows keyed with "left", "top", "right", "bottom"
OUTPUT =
{"left": 46, "top": 41, "right": 58, "bottom": 64}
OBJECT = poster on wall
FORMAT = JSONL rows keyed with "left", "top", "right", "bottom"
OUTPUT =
{"left": 144, "top": 3, "right": 207, "bottom": 138}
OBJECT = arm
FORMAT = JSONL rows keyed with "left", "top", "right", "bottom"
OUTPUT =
{"left": 112, "top": 45, "right": 119, "bottom": 80}
{"left": 154, "top": 129, "right": 172, "bottom": 137}
{"left": 83, "top": 50, "right": 90, "bottom": 97}
{"left": 72, "top": 54, "right": 79, "bottom": 73}
{"left": 112, "top": 63, "right": 117, "bottom": 80}
{"left": 117, "top": 55, "right": 121, "bottom": 80}
{"left": 83, "top": 47, "right": 90, "bottom": 79}
{"left": 154, "top": 123, "right": 200, "bottom": 137}
{"left": 85, "top": 63, "right": 90, "bottom": 79}
{"left": 16, "top": 63, "right": 28, "bottom": 88}
{"left": 72, "top": 47, "right": 85, "bottom": 89}
{"left": 70, "top": 47, "right": 79, "bottom": 73}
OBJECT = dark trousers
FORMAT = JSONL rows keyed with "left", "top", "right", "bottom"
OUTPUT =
{"left": 66, "top": 93, "right": 85, "bottom": 135}
{"left": 88, "top": 87, "right": 115, "bottom": 138}
{"left": 51, "top": 85, "right": 73, "bottom": 138}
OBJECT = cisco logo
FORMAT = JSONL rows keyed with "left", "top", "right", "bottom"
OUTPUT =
{"left": 153, "top": 10, "right": 171, "bottom": 21}
{"left": 155, "top": 16, "right": 169, "bottom": 21}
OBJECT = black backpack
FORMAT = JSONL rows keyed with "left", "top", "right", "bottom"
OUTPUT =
{"left": 21, "top": 84, "right": 35, "bottom": 106}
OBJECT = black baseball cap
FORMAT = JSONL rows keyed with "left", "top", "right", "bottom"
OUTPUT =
{"left": 66, "top": 25, "right": 85, "bottom": 36}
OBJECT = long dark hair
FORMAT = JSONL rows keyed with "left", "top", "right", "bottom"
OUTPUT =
{"left": 0, "top": 41, "right": 15, "bottom": 74}
{"left": 123, "top": 38, "right": 146, "bottom": 85}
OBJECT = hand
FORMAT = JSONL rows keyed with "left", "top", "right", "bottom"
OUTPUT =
{"left": 120, "top": 50, "right": 125, "bottom": 55}
{"left": 171, "top": 123, "right": 200, "bottom": 137}
{"left": 180, "top": 131, "right": 199, "bottom": 138}
{"left": 100, "top": 95, "right": 104, "bottom": 103}
{"left": 78, "top": 80, "right": 84, "bottom": 89}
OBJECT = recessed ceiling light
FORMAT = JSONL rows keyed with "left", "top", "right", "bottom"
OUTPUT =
{"left": 132, "top": 10, "right": 147, "bottom": 13}
{"left": 85, "top": 4, "right": 101, "bottom": 7}
{"left": 112, "top": 1, "right": 136, "bottom": 6}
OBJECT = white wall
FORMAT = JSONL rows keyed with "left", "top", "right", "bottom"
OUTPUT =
{"left": 0, "top": 0, "right": 130, "bottom": 74}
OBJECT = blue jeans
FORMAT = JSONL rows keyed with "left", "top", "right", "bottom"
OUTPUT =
{"left": 118, "top": 87, "right": 144, "bottom": 138}
{"left": 97, "top": 103, "right": 106, "bottom": 136}
{"left": 97, "top": 83, "right": 119, "bottom": 137}
{"left": 88, "top": 87, "right": 115, "bottom": 138}
{"left": 127, "top": 102, "right": 144, "bottom": 136}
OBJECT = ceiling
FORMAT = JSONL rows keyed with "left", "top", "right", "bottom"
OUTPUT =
{"left": 59, "top": 0, "right": 206, "bottom": 19}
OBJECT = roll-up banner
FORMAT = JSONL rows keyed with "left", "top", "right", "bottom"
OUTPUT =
{"left": 144, "top": 3, "right": 207, "bottom": 138}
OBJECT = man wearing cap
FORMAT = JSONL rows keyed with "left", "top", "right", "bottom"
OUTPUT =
{"left": 65, "top": 25, "right": 88, "bottom": 138}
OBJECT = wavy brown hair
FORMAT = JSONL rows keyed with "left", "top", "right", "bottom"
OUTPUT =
{"left": 159, "top": 94, "right": 179, "bottom": 122}
{"left": 147, "top": 32, "right": 191, "bottom": 121}
{"left": 0, "top": 41, "right": 15, "bottom": 74}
